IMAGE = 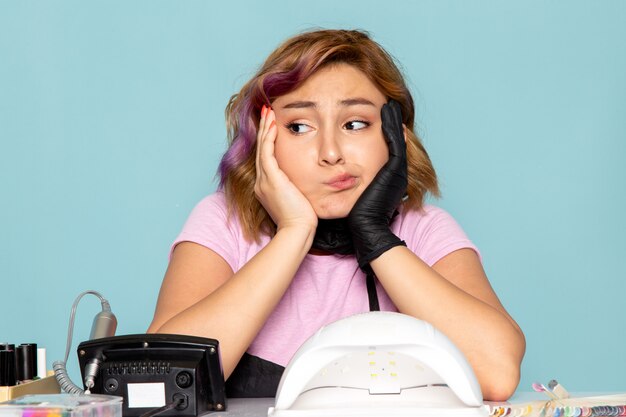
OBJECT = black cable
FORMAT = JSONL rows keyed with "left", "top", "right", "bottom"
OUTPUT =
{"left": 139, "top": 398, "right": 183, "bottom": 417}
{"left": 366, "top": 271, "right": 380, "bottom": 311}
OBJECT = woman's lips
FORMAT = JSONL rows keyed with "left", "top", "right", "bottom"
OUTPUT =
{"left": 326, "top": 174, "right": 358, "bottom": 190}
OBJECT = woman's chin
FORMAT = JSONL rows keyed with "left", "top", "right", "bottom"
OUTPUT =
{"left": 314, "top": 204, "right": 353, "bottom": 220}
{"left": 312, "top": 193, "right": 361, "bottom": 219}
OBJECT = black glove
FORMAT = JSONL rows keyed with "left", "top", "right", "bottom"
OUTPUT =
{"left": 347, "top": 100, "right": 408, "bottom": 270}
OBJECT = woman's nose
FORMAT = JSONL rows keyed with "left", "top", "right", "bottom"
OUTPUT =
{"left": 318, "top": 129, "right": 344, "bottom": 165}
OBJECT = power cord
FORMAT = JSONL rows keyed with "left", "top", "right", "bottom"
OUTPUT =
{"left": 138, "top": 397, "right": 224, "bottom": 417}
{"left": 53, "top": 290, "right": 117, "bottom": 394}
{"left": 139, "top": 397, "right": 185, "bottom": 417}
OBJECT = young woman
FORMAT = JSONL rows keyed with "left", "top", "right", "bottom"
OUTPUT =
{"left": 147, "top": 29, "right": 525, "bottom": 401}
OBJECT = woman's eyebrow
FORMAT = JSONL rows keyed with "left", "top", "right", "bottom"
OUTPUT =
{"left": 281, "top": 97, "right": 376, "bottom": 109}
{"left": 339, "top": 97, "right": 376, "bottom": 107}
{"left": 282, "top": 100, "right": 316, "bottom": 109}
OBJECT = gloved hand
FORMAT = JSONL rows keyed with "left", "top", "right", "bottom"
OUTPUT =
{"left": 347, "top": 99, "right": 408, "bottom": 270}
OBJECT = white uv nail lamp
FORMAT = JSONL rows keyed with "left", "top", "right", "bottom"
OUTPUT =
{"left": 268, "top": 312, "right": 489, "bottom": 417}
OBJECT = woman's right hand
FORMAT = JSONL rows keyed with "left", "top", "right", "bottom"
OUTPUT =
{"left": 255, "top": 106, "right": 318, "bottom": 233}
{"left": 149, "top": 107, "right": 320, "bottom": 378}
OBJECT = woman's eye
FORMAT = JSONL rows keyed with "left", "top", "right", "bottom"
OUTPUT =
{"left": 344, "top": 120, "right": 370, "bottom": 131}
{"left": 286, "top": 123, "right": 313, "bottom": 134}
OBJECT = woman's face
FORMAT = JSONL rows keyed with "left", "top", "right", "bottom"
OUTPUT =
{"left": 272, "top": 64, "right": 389, "bottom": 219}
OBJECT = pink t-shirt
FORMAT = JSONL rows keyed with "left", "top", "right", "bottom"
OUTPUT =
{"left": 172, "top": 192, "right": 479, "bottom": 367}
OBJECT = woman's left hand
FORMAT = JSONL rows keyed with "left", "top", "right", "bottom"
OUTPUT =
{"left": 347, "top": 100, "right": 408, "bottom": 269}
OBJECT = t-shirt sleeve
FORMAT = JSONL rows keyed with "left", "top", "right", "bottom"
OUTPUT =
{"left": 399, "top": 205, "right": 481, "bottom": 267}
{"left": 170, "top": 193, "right": 240, "bottom": 272}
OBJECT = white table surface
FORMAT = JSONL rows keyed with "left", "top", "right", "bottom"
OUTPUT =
{"left": 220, "top": 398, "right": 274, "bottom": 416}
{"left": 216, "top": 392, "right": 624, "bottom": 416}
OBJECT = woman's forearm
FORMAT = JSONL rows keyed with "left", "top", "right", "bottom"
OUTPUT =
{"left": 371, "top": 246, "right": 525, "bottom": 401}
{"left": 149, "top": 224, "right": 315, "bottom": 378}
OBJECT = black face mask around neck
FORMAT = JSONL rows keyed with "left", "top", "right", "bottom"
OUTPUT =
{"left": 310, "top": 218, "right": 354, "bottom": 255}
{"left": 310, "top": 217, "right": 380, "bottom": 312}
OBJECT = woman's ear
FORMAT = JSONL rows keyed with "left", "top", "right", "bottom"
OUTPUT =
{"left": 402, "top": 124, "right": 408, "bottom": 143}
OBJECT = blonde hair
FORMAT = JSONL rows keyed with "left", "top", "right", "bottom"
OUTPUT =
{"left": 218, "top": 29, "right": 439, "bottom": 241}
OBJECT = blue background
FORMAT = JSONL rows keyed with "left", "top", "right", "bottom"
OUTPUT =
{"left": 1, "top": 0, "right": 625, "bottom": 393}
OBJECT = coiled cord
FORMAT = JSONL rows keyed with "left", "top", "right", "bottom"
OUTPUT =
{"left": 53, "top": 290, "right": 116, "bottom": 394}
{"left": 52, "top": 359, "right": 84, "bottom": 394}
